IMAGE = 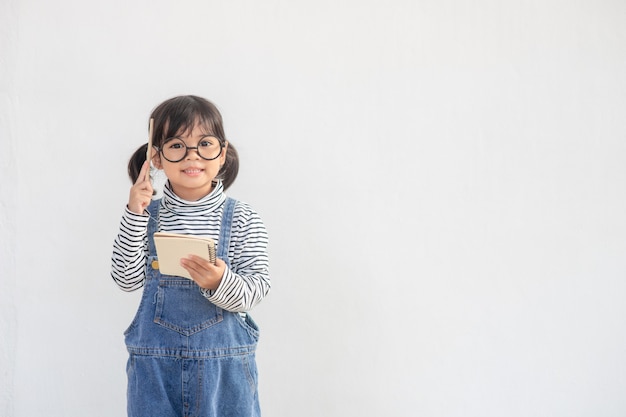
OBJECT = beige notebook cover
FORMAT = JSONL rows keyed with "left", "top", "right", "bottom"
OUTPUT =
{"left": 153, "top": 232, "right": 216, "bottom": 279}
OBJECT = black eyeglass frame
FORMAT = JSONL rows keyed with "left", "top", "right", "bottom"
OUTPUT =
{"left": 156, "top": 137, "right": 225, "bottom": 163}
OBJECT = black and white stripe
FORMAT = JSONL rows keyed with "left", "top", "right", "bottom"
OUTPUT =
{"left": 111, "top": 181, "right": 270, "bottom": 312}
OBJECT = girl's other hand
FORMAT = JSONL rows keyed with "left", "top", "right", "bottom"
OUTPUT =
{"left": 180, "top": 256, "right": 226, "bottom": 290}
{"left": 128, "top": 161, "right": 153, "bottom": 214}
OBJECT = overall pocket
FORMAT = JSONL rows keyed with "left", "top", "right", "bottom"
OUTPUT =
{"left": 124, "top": 284, "right": 150, "bottom": 336}
{"left": 154, "top": 278, "right": 223, "bottom": 336}
{"left": 236, "top": 312, "right": 261, "bottom": 342}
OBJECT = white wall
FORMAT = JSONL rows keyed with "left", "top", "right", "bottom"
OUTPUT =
{"left": 2, "top": 1, "right": 625, "bottom": 416}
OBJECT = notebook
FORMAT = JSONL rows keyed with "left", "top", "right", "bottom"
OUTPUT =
{"left": 152, "top": 232, "right": 217, "bottom": 279}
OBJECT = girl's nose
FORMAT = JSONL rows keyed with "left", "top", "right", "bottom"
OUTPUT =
{"left": 185, "top": 147, "right": 201, "bottom": 159}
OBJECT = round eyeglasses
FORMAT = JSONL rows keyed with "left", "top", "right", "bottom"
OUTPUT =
{"left": 157, "top": 136, "right": 224, "bottom": 163}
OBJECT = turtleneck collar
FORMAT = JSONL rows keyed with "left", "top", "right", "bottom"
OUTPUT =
{"left": 161, "top": 180, "right": 226, "bottom": 215}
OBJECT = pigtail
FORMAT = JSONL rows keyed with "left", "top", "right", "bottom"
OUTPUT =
{"left": 219, "top": 141, "right": 239, "bottom": 191}
{"left": 128, "top": 143, "right": 148, "bottom": 183}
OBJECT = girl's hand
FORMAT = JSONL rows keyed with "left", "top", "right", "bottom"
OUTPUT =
{"left": 180, "top": 256, "right": 226, "bottom": 290}
{"left": 128, "top": 161, "right": 153, "bottom": 214}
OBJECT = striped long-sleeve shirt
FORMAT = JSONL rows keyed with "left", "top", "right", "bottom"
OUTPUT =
{"left": 111, "top": 181, "right": 270, "bottom": 312}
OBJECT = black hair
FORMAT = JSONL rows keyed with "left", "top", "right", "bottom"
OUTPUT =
{"left": 127, "top": 95, "right": 239, "bottom": 190}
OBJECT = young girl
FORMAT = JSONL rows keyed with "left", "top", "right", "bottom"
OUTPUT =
{"left": 111, "top": 95, "right": 270, "bottom": 417}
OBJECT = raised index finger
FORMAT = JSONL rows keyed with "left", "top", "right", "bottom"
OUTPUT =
{"left": 134, "top": 160, "right": 150, "bottom": 185}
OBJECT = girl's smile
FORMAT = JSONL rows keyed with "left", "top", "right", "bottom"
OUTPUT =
{"left": 181, "top": 167, "right": 205, "bottom": 176}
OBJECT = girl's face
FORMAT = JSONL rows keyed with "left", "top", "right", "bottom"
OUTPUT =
{"left": 153, "top": 122, "right": 228, "bottom": 201}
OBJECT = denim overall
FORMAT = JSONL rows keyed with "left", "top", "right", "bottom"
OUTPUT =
{"left": 124, "top": 197, "right": 261, "bottom": 417}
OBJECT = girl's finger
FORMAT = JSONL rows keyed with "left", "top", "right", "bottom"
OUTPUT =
{"left": 187, "top": 255, "right": 216, "bottom": 270}
{"left": 181, "top": 257, "right": 203, "bottom": 272}
{"left": 134, "top": 161, "right": 150, "bottom": 185}
{"left": 180, "top": 258, "right": 203, "bottom": 277}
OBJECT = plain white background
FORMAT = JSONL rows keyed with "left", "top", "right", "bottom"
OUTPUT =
{"left": 2, "top": 1, "right": 625, "bottom": 416}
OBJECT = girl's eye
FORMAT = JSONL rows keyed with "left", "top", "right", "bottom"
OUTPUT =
{"left": 168, "top": 142, "right": 184, "bottom": 150}
{"left": 199, "top": 140, "right": 212, "bottom": 148}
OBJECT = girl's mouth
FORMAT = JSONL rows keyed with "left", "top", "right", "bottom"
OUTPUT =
{"left": 183, "top": 168, "right": 204, "bottom": 175}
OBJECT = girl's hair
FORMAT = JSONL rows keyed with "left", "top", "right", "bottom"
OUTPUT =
{"left": 127, "top": 95, "right": 239, "bottom": 190}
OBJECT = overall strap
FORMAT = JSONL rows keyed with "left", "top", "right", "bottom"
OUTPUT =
{"left": 146, "top": 199, "right": 161, "bottom": 257}
{"left": 218, "top": 197, "right": 237, "bottom": 268}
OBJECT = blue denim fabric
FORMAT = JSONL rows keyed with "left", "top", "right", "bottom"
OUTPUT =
{"left": 124, "top": 198, "right": 261, "bottom": 417}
